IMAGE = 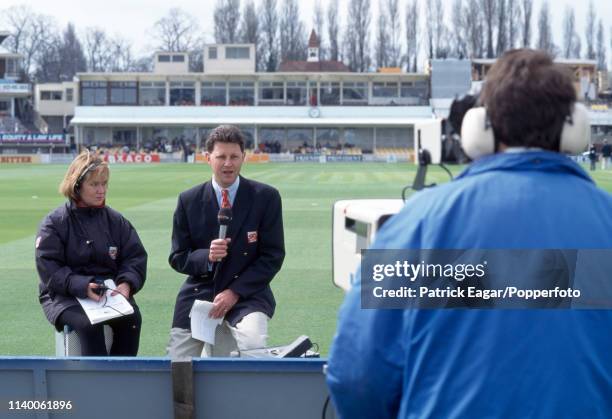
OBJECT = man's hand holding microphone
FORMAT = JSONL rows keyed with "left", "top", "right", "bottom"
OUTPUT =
{"left": 208, "top": 237, "right": 231, "bottom": 263}
{"left": 208, "top": 238, "right": 239, "bottom": 318}
{"left": 208, "top": 192, "right": 238, "bottom": 318}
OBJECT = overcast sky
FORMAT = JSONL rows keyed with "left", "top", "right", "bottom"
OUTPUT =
{"left": 2, "top": 0, "right": 611, "bottom": 63}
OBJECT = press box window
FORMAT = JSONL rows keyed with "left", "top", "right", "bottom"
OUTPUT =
{"left": 201, "top": 81, "right": 227, "bottom": 106}
{"left": 259, "top": 81, "right": 284, "bottom": 102}
{"left": 110, "top": 81, "right": 137, "bottom": 105}
{"left": 209, "top": 47, "right": 218, "bottom": 59}
{"left": 41, "top": 91, "right": 62, "bottom": 100}
{"left": 226, "top": 47, "right": 250, "bottom": 59}
{"left": 158, "top": 55, "right": 171, "bottom": 62}
{"left": 139, "top": 82, "right": 166, "bottom": 106}
{"left": 343, "top": 82, "right": 368, "bottom": 102}
{"left": 170, "top": 81, "right": 195, "bottom": 106}
{"left": 172, "top": 55, "right": 185, "bottom": 62}
{"left": 5, "top": 58, "right": 19, "bottom": 76}
{"left": 81, "top": 81, "right": 108, "bottom": 106}
{"left": 373, "top": 82, "right": 399, "bottom": 97}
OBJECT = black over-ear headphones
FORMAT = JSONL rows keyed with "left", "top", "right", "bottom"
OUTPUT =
{"left": 460, "top": 103, "right": 590, "bottom": 160}
{"left": 74, "top": 161, "right": 101, "bottom": 195}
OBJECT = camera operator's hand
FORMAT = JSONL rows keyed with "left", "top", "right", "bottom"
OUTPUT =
{"left": 112, "top": 282, "right": 131, "bottom": 299}
{"left": 86, "top": 283, "right": 103, "bottom": 302}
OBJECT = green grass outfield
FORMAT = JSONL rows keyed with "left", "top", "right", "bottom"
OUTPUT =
{"left": 1, "top": 161, "right": 610, "bottom": 356}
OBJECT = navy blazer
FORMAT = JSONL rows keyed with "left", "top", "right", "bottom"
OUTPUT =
{"left": 169, "top": 176, "right": 285, "bottom": 328}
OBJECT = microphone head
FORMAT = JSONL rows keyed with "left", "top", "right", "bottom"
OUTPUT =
{"left": 218, "top": 207, "right": 232, "bottom": 226}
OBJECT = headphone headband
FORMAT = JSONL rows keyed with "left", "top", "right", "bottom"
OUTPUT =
{"left": 460, "top": 103, "right": 590, "bottom": 160}
{"left": 74, "top": 161, "right": 102, "bottom": 194}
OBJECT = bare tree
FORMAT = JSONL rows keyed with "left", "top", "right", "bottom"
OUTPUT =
{"left": 536, "top": 0, "right": 555, "bottom": 56}
{"left": 35, "top": 23, "right": 85, "bottom": 82}
{"left": 425, "top": 0, "right": 447, "bottom": 59}
{"left": 152, "top": 8, "right": 202, "bottom": 52}
{"left": 327, "top": 0, "right": 340, "bottom": 61}
{"left": 313, "top": 0, "right": 325, "bottom": 59}
{"left": 496, "top": 0, "right": 508, "bottom": 55}
{"left": 108, "top": 36, "right": 136, "bottom": 72}
{"left": 520, "top": 0, "right": 533, "bottom": 47}
{"left": 464, "top": 0, "right": 484, "bottom": 58}
{"left": 34, "top": 33, "right": 62, "bottom": 82}
{"left": 562, "top": 6, "right": 577, "bottom": 58}
{"left": 83, "top": 28, "right": 137, "bottom": 72}
{"left": 375, "top": 1, "right": 389, "bottom": 68}
{"left": 240, "top": 1, "right": 262, "bottom": 69}
{"left": 434, "top": 0, "right": 448, "bottom": 58}
{"left": 385, "top": 0, "right": 401, "bottom": 67}
{"left": 150, "top": 9, "right": 204, "bottom": 72}
{"left": 572, "top": 35, "right": 582, "bottom": 59}
{"left": 404, "top": 0, "right": 419, "bottom": 71}
{"left": 214, "top": 0, "right": 241, "bottom": 44}
{"left": 585, "top": 0, "right": 595, "bottom": 59}
{"left": 132, "top": 56, "right": 154, "bottom": 73}
{"left": 240, "top": 0, "right": 259, "bottom": 43}
{"left": 483, "top": 0, "right": 497, "bottom": 58}
{"left": 280, "top": 0, "right": 306, "bottom": 61}
{"left": 596, "top": 19, "right": 606, "bottom": 70}
{"left": 58, "top": 23, "right": 87, "bottom": 80}
{"left": 2, "top": 6, "right": 57, "bottom": 80}
{"left": 260, "top": 0, "right": 279, "bottom": 71}
{"left": 84, "top": 28, "right": 113, "bottom": 72}
{"left": 345, "top": 0, "right": 371, "bottom": 72}
{"left": 425, "top": 0, "right": 434, "bottom": 59}
{"left": 451, "top": 0, "right": 467, "bottom": 58}
{"left": 507, "top": 0, "right": 520, "bottom": 49}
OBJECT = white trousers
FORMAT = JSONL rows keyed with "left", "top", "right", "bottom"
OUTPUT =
{"left": 167, "top": 311, "right": 269, "bottom": 360}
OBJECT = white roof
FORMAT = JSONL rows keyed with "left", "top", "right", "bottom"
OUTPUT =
{"left": 75, "top": 71, "right": 428, "bottom": 79}
{"left": 71, "top": 105, "right": 435, "bottom": 126}
{"left": 0, "top": 46, "right": 21, "bottom": 58}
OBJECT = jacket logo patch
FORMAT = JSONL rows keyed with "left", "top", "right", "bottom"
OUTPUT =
{"left": 247, "top": 231, "right": 258, "bottom": 243}
{"left": 35, "top": 236, "right": 41, "bottom": 249}
{"left": 108, "top": 246, "right": 118, "bottom": 260}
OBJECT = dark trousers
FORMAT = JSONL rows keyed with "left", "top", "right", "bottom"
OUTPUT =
{"left": 57, "top": 304, "right": 142, "bottom": 356}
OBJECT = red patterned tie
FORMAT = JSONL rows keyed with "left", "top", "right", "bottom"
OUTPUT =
{"left": 221, "top": 189, "right": 231, "bottom": 209}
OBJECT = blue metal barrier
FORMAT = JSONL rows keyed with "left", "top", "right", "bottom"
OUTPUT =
{"left": 0, "top": 357, "right": 333, "bottom": 419}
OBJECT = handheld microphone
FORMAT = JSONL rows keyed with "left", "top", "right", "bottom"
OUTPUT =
{"left": 217, "top": 207, "right": 233, "bottom": 239}
{"left": 92, "top": 278, "right": 109, "bottom": 296}
{"left": 93, "top": 284, "right": 109, "bottom": 296}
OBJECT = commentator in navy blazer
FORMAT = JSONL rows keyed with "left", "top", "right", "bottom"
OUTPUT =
{"left": 169, "top": 175, "right": 285, "bottom": 329}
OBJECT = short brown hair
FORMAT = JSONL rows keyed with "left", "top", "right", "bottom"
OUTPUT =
{"left": 205, "top": 125, "right": 245, "bottom": 153}
{"left": 59, "top": 150, "right": 109, "bottom": 201}
{"left": 480, "top": 49, "right": 576, "bottom": 150}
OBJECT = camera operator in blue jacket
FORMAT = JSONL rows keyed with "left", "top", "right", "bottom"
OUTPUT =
{"left": 327, "top": 49, "right": 612, "bottom": 418}
{"left": 35, "top": 151, "right": 147, "bottom": 356}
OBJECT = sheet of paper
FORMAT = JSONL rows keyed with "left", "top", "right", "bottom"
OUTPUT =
{"left": 77, "top": 279, "right": 134, "bottom": 325}
{"left": 190, "top": 300, "right": 223, "bottom": 344}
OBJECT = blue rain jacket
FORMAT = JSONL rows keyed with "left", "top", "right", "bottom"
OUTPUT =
{"left": 327, "top": 151, "right": 612, "bottom": 419}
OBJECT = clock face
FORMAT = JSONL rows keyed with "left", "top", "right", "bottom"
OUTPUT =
{"left": 309, "top": 107, "right": 321, "bottom": 118}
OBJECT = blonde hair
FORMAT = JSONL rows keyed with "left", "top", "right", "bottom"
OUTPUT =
{"left": 59, "top": 150, "right": 109, "bottom": 201}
